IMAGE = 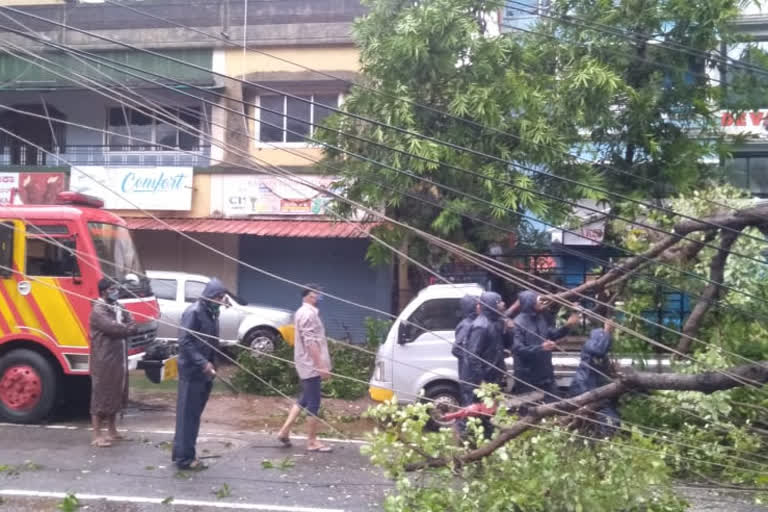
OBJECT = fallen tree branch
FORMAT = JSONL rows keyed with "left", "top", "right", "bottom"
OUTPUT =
{"left": 676, "top": 229, "right": 742, "bottom": 354}
{"left": 550, "top": 203, "right": 768, "bottom": 301}
{"left": 404, "top": 361, "right": 768, "bottom": 471}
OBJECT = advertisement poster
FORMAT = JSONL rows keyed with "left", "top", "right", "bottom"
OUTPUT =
{"left": 211, "top": 174, "right": 334, "bottom": 217}
{"left": 0, "top": 172, "right": 66, "bottom": 205}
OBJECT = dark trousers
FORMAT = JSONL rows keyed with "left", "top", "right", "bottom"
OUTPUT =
{"left": 172, "top": 378, "right": 212, "bottom": 468}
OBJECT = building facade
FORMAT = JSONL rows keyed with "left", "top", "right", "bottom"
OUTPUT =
{"left": 0, "top": 0, "right": 392, "bottom": 343}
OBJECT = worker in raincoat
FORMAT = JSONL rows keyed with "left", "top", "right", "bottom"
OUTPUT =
{"left": 452, "top": 294, "right": 478, "bottom": 434}
{"left": 569, "top": 321, "right": 620, "bottom": 436}
{"left": 463, "top": 291, "right": 505, "bottom": 436}
{"left": 511, "top": 291, "right": 580, "bottom": 395}
{"left": 172, "top": 278, "right": 228, "bottom": 470}
{"left": 89, "top": 278, "right": 137, "bottom": 447}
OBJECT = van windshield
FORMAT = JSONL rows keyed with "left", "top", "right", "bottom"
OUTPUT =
{"left": 88, "top": 222, "right": 144, "bottom": 281}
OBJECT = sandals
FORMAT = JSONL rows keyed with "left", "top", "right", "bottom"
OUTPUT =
{"left": 307, "top": 444, "right": 333, "bottom": 453}
{"left": 178, "top": 459, "right": 209, "bottom": 471}
{"left": 91, "top": 438, "right": 112, "bottom": 448}
{"left": 277, "top": 436, "right": 293, "bottom": 448}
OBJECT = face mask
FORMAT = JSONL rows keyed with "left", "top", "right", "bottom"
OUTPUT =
{"left": 206, "top": 300, "right": 222, "bottom": 315}
{"left": 106, "top": 289, "right": 120, "bottom": 303}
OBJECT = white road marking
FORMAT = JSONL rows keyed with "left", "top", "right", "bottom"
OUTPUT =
{"left": 0, "top": 490, "right": 345, "bottom": 512}
{"left": 0, "top": 423, "right": 368, "bottom": 445}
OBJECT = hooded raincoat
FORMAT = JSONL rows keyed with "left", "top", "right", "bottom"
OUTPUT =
{"left": 173, "top": 278, "right": 227, "bottom": 468}
{"left": 569, "top": 328, "right": 620, "bottom": 435}
{"left": 453, "top": 295, "right": 478, "bottom": 408}
{"left": 511, "top": 291, "right": 571, "bottom": 394}
{"left": 465, "top": 292, "right": 505, "bottom": 387}
{"left": 89, "top": 300, "right": 135, "bottom": 417}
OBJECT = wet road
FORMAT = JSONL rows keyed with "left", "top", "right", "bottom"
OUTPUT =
{"left": 0, "top": 421, "right": 390, "bottom": 512}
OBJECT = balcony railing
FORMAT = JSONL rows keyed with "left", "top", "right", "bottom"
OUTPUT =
{"left": 0, "top": 145, "right": 212, "bottom": 167}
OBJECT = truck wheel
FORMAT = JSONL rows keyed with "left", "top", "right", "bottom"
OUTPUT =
{"left": 0, "top": 349, "right": 58, "bottom": 424}
{"left": 242, "top": 328, "right": 278, "bottom": 354}
{"left": 423, "top": 383, "right": 461, "bottom": 431}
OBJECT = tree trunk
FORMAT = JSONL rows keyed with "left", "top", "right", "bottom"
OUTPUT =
{"left": 397, "top": 234, "right": 413, "bottom": 313}
{"left": 676, "top": 229, "right": 742, "bottom": 354}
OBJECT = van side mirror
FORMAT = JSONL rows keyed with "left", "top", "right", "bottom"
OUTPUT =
{"left": 397, "top": 322, "right": 412, "bottom": 345}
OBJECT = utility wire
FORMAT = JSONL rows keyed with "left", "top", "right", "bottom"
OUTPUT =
{"left": 2, "top": 28, "right": 765, "bottom": 314}
{"left": 1, "top": 5, "right": 765, "bottom": 252}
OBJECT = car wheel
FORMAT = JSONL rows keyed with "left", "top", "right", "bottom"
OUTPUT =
{"left": 0, "top": 349, "right": 58, "bottom": 424}
{"left": 423, "top": 382, "right": 461, "bottom": 431}
{"left": 242, "top": 328, "right": 278, "bottom": 355}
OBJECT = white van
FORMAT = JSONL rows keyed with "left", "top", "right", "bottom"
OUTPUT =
{"left": 368, "top": 283, "right": 671, "bottom": 427}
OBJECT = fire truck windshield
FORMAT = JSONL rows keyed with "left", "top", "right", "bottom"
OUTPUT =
{"left": 88, "top": 222, "right": 145, "bottom": 282}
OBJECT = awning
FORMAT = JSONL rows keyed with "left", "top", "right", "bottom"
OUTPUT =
{"left": 124, "top": 217, "right": 376, "bottom": 239}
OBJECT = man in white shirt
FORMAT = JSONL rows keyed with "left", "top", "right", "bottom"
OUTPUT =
{"left": 276, "top": 285, "right": 332, "bottom": 452}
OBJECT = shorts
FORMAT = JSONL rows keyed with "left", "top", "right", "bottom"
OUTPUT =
{"left": 297, "top": 376, "right": 322, "bottom": 415}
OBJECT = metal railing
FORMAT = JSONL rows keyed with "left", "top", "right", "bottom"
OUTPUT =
{"left": 0, "top": 145, "right": 212, "bottom": 167}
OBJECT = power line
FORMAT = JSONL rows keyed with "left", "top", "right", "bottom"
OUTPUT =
{"left": 2, "top": 29, "right": 766, "bottom": 313}
{"left": 3, "top": 34, "right": 768, "bottom": 392}
{"left": 1, "top": 5, "right": 765, "bottom": 253}
{"left": 4, "top": 41, "right": 768, "bottom": 372}
{"left": 99, "top": 0, "right": 755, "bottom": 219}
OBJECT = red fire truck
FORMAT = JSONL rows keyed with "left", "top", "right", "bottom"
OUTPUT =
{"left": 0, "top": 192, "right": 161, "bottom": 423}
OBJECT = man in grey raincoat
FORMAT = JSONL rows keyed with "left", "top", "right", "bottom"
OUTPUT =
{"left": 172, "top": 278, "right": 227, "bottom": 470}
{"left": 511, "top": 290, "right": 580, "bottom": 395}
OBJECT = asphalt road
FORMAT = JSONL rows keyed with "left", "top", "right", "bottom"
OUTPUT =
{"left": 1, "top": 400, "right": 765, "bottom": 512}
{"left": 0, "top": 421, "right": 391, "bottom": 512}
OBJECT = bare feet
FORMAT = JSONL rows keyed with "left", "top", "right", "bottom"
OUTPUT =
{"left": 91, "top": 438, "right": 112, "bottom": 448}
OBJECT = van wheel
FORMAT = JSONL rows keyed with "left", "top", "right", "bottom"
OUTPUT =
{"left": 0, "top": 349, "right": 58, "bottom": 424}
{"left": 423, "top": 383, "right": 461, "bottom": 431}
{"left": 243, "top": 328, "right": 278, "bottom": 354}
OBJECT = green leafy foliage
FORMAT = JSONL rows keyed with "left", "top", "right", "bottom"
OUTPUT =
{"left": 364, "top": 394, "right": 688, "bottom": 511}
{"left": 213, "top": 483, "right": 231, "bottom": 499}
{"left": 57, "top": 493, "right": 80, "bottom": 512}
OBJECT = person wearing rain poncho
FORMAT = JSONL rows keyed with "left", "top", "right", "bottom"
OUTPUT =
{"left": 463, "top": 292, "right": 506, "bottom": 436}
{"left": 511, "top": 290, "right": 580, "bottom": 396}
{"left": 568, "top": 321, "right": 620, "bottom": 436}
{"left": 172, "top": 278, "right": 228, "bottom": 471}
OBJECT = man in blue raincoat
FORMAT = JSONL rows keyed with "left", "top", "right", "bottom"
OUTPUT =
{"left": 172, "top": 278, "right": 228, "bottom": 470}
{"left": 463, "top": 291, "right": 506, "bottom": 436}
{"left": 569, "top": 321, "right": 620, "bottom": 436}
{"left": 511, "top": 290, "right": 580, "bottom": 395}
{"left": 452, "top": 294, "right": 478, "bottom": 434}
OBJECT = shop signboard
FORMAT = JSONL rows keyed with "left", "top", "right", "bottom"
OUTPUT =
{"left": 69, "top": 166, "right": 193, "bottom": 211}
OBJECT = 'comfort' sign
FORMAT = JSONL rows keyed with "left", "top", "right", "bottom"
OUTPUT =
{"left": 69, "top": 166, "right": 193, "bottom": 211}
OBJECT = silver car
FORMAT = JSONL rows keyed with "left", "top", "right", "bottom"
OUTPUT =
{"left": 146, "top": 270, "right": 294, "bottom": 351}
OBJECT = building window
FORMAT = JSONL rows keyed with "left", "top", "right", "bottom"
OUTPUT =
{"left": 256, "top": 94, "right": 340, "bottom": 144}
{"left": 106, "top": 106, "right": 202, "bottom": 151}
{"left": 726, "top": 155, "right": 768, "bottom": 196}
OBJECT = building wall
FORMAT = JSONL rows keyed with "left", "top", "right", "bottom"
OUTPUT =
{"left": 219, "top": 46, "right": 359, "bottom": 167}
{"left": 238, "top": 236, "right": 392, "bottom": 343}
{"left": 133, "top": 230, "right": 239, "bottom": 293}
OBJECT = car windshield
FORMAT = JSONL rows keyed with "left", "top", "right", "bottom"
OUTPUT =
{"left": 88, "top": 222, "right": 144, "bottom": 281}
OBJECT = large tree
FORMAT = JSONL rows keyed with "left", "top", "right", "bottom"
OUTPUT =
{"left": 318, "top": 0, "right": 758, "bottom": 305}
